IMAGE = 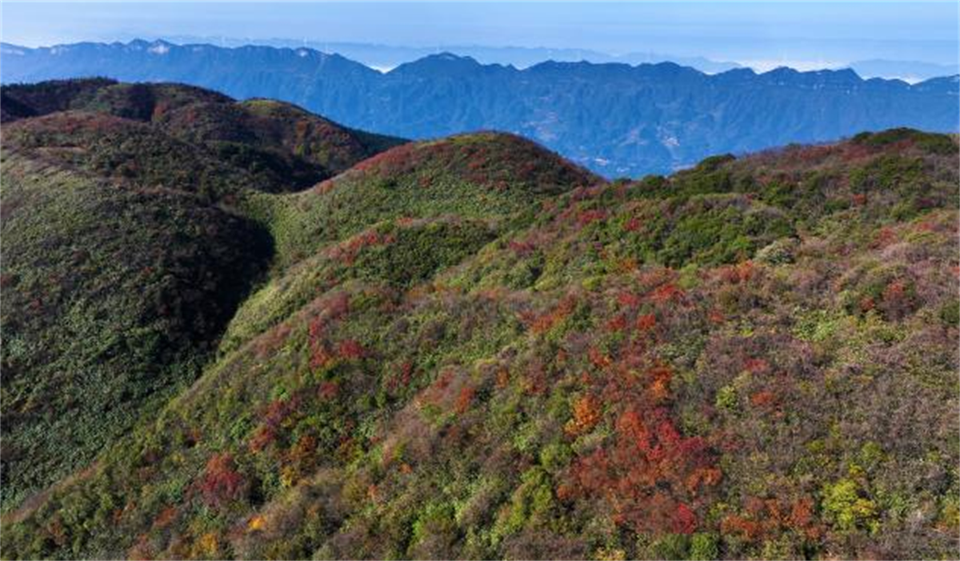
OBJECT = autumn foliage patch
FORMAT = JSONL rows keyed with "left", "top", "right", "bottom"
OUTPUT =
{"left": 198, "top": 454, "right": 246, "bottom": 508}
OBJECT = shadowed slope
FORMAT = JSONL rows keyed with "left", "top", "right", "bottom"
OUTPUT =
{"left": 0, "top": 78, "right": 122, "bottom": 122}
{"left": 0, "top": 152, "right": 273, "bottom": 510}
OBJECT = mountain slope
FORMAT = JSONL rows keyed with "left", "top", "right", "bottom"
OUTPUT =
{"left": 2, "top": 41, "right": 958, "bottom": 176}
{"left": 1, "top": 103, "right": 956, "bottom": 561}
{"left": 0, "top": 80, "right": 410, "bottom": 511}
{"left": 1, "top": 78, "right": 405, "bottom": 192}
{"left": 3, "top": 111, "right": 267, "bottom": 202}
{"left": 241, "top": 131, "right": 600, "bottom": 269}
{"left": 0, "top": 151, "right": 273, "bottom": 511}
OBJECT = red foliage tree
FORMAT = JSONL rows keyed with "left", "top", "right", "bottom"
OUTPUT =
{"left": 530, "top": 295, "right": 577, "bottom": 334}
{"left": 337, "top": 339, "right": 366, "bottom": 360}
{"left": 721, "top": 496, "right": 822, "bottom": 544}
{"left": 635, "top": 313, "right": 657, "bottom": 332}
{"left": 198, "top": 453, "right": 245, "bottom": 508}
{"left": 576, "top": 209, "right": 608, "bottom": 227}
{"left": 648, "top": 283, "right": 684, "bottom": 304}
{"left": 455, "top": 386, "right": 476, "bottom": 414}
{"left": 623, "top": 216, "right": 642, "bottom": 232}
{"left": 566, "top": 395, "right": 602, "bottom": 435}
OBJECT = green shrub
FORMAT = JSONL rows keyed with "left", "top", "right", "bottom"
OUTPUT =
{"left": 939, "top": 298, "right": 960, "bottom": 327}
{"left": 821, "top": 479, "right": 879, "bottom": 533}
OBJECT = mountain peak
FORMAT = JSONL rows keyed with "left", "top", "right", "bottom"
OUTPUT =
{"left": 147, "top": 39, "right": 173, "bottom": 55}
{"left": 433, "top": 51, "right": 471, "bottom": 62}
{"left": 326, "top": 130, "right": 600, "bottom": 195}
{"left": 390, "top": 52, "right": 485, "bottom": 77}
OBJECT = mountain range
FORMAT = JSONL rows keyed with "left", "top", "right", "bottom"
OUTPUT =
{"left": 1, "top": 78, "right": 958, "bottom": 560}
{"left": 123, "top": 35, "right": 960, "bottom": 81}
{"left": 2, "top": 40, "right": 958, "bottom": 177}
{"left": 122, "top": 36, "right": 746, "bottom": 74}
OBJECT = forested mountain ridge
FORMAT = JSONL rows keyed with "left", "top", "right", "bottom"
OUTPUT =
{"left": 0, "top": 79, "right": 958, "bottom": 560}
{"left": 3, "top": 40, "right": 958, "bottom": 176}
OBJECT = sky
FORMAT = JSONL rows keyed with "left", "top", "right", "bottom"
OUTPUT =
{"left": 2, "top": 1, "right": 958, "bottom": 68}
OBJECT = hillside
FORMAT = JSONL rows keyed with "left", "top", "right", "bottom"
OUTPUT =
{"left": 2, "top": 40, "right": 958, "bottom": 176}
{"left": 1, "top": 79, "right": 405, "bottom": 192}
{"left": 0, "top": 150, "right": 273, "bottom": 511}
{"left": 247, "top": 132, "right": 601, "bottom": 269}
{"left": 0, "top": 83, "right": 957, "bottom": 560}
{"left": 0, "top": 79, "right": 409, "bottom": 510}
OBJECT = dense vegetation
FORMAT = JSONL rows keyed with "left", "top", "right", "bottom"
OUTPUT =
{"left": 0, "top": 79, "right": 957, "bottom": 561}
{"left": 0, "top": 79, "right": 407, "bottom": 510}
{"left": 1, "top": 79, "right": 405, "bottom": 192}
{"left": 0, "top": 152, "right": 272, "bottom": 510}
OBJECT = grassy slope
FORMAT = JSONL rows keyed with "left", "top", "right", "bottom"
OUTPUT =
{"left": 2, "top": 125, "right": 956, "bottom": 561}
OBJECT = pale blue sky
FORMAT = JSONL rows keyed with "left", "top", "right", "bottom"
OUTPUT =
{"left": 3, "top": 2, "right": 958, "bottom": 66}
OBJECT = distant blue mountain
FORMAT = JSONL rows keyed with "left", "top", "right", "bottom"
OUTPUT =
{"left": 3, "top": 40, "right": 958, "bottom": 176}
{"left": 847, "top": 59, "right": 960, "bottom": 84}
{"left": 125, "top": 35, "right": 746, "bottom": 74}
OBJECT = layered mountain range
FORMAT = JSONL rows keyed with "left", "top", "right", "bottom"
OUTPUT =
{"left": 1, "top": 79, "right": 958, "bottom": 560}
{"left": 2, "top": 40, "right": 958, "bottom": 176}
